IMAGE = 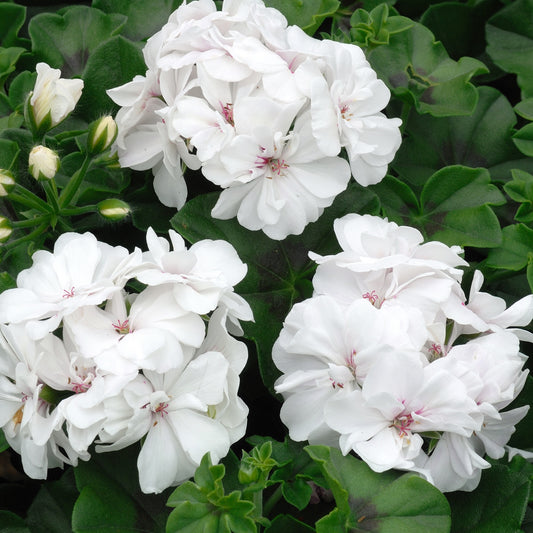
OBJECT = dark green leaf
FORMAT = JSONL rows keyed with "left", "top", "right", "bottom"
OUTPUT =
{"left": 486, "top": 224, "right": 533, "bottom": 270}
{"left": 447, "top": 463, "right": 530, "bottom": 533}
{"left": 93, "top": 0, "right": 182, "bottom": 41}
{"left": 368, "top": 22, "right": 487, "bottom": 117}
{"left": 264, "top": 0, "right": 340, "bottom": 35}
{"left": 264, "top": 514, "right": 314, "bottom": 533}
{"left": 513, "top": 123, "right": 533, "bottom": 156}
{"left": 0, "top": 510, "right": 30, "bottom": 533}
{"left": 28, "top": 6, "right": 126, "bottom": 77}
{"left": 528, "top": 255, "right": 533, "bottom": 293}
{"left": 0, "top": 47, "right": 25, "bottom": 88}
{"left": 26, "top": 469, "right": 78, "bottom": 533}
{"left": 72, "top": 459, "right": 138, "bottom": 533}
{"left": 307, "top": 446, "right": 451, "bottom": 532}
{"left": 420, "top": 1, "right": 500, "bottom": 60}
{"left": 0, "top": 4, "right": 26, "bottom": 48}
{"left": 393, "top": 86, "right": 533, "bottom": 186}
{"left": 486, "top": 0, "right": 533, "bottom": 99}
{"left": 79, "top": 35, "right": 145, "bottom": 121}
{"left": 0, "top": 427, "right": 9, "bottom": 452}
{"left": 515, "top": 98, "right": 533, "bottom": 120}
{"left": 0, "top": 139, "right": 19, "bottom": 171}
{"left": 7, "top": 71, "right": 36, "bottom": 112}
{"left": 427, "top": 204, "right": 502, "bottom": 248}
{"left": 420, "top": 166, "right": 505, "bottom": 215}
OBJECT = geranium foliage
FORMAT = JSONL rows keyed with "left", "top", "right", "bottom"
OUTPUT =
{"left": 0, "top": 0, "right": 532, "bottom": 532}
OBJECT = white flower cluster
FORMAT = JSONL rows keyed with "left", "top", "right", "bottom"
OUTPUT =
{"left": 0, "top": 229, "right": 252, "bottom": 494}
{"left": 273, "top": 214, "right": 533, "bottom": 492}
{"left": 107, "top": 0, "right": 401, "bottom": 240}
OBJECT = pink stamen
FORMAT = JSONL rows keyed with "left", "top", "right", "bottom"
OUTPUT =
{"left": 330, "top": 378, "right": 344, "bottom": 389}
{"left": 362, "top": 290, "right": 379, "bottom": 306}
{"left": 112, "top": 319, "right": 130, "bottom": 335}
{"left": 62, "top": 287, "right": 75, "bottom": 299}
{"left": 72, "top": 382, "right": 90, "bottom": 394}
{"left": 220, "top": 102, "right": 234, "bottom": 126}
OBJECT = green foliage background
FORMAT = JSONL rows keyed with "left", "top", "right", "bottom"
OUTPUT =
{"left": 1, "top": 0, "right": 533, "bottom": 531}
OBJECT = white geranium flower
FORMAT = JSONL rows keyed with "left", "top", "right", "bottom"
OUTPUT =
{"left": 273, "top": 295, "right": 424, "bottom": 444}
{"left": 64, "top": 287, "right": 206, "bottom": 374}
{"left": 135, "top": 227, "right": 249, "bottom": 316}
{"left": 0, "top": 232, "right": 141, "bottom": 339}
{"left": 205, "top": 97, "right": 351, "bottom": 239}
{"left": 325, "top": 353, "right": 480, "bottom": 473}
{"left": 97, "top": 349, "right": 245, "bottom": 494}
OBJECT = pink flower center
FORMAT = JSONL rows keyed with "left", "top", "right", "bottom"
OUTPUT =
{"left": 340, "top": 102, "right": 353, "bottom": 120}
{"left": 255, "top": 154, "right": 289, "bottom": 178}
{"left": 112, "top": 319, "right": 130, "bottom": 335}
{"left": 362, "top": 290, "right": 380, "bottom": 307}
{"left": 346, "top": 349, "right": 357, "bottom": 376}
{"left": 62, "top": 287, "right": 75, "bottom": 299}
{"left": 220, "top": 102, "right": 234, "bottom": 126}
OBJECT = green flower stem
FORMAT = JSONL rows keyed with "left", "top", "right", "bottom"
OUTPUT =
{"left": 1, "top": 222, "right": 48, "bottom": 252}
{"left": 58, "top": 154, "right": 91, "bottom": 208}
{"left": 42, "top": 179, "right": 61, "bottom": 214}
{"left": 11, "top": 215, "right": 49, "bottom": 228}
{"left": 263, "top": 485, "right": 283, "bottom": 517}
{"left": 9, "top": 185, "right": 54, "bottom": 213}
{"left": 59, "top": 204, "right": 97, "bottom": 217}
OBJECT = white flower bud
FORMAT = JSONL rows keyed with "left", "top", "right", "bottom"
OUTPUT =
{"left": 28, "top": 146, "right": 60, "bottom": 181}
{"left": 97, "top": 199, "right": 130, "bottom": 220}
{"left": 0, "top": 170, "right": 15, "bottom": 196}
{"left": 27, "top": 62, "right": 84, "bottom": 133}
{"left": 0, "top": 216, "right": 12, "bottom": 242}
{"left": 88, "top": 116, "right": 118, "bottom": 154}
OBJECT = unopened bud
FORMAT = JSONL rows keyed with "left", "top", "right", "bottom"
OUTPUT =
{"left": 88, "top": 116, "right": 118, "bottom": 154}
{"left": 97, "top": 199, "right": 130, "bottom": 220}
{"left": 26, "top": 62, "right": 84, "bottom": 135}
{"left": 28, "top": 146, "right": 60, "bottom": 180}
{"left": 0, "top": 170, "right": 15, "bottom": 196}
{"left": 0, "top": 217, "right": 12, "bottom": 242}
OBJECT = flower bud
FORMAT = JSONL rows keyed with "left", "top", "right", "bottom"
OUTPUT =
{"left": 26, "top": 62, "right": 84, "bottom": 135}
{"left": 28, "top": 146, "right": 60, "bottom": 181}
{"left": 87, "top": 116, "right": 118, "bottom": 154}
{"left": 0, "top": 170, "right": 15, "bottom": 196}
{"left": 0, "top": 217, "right": 12, "bottom": 242}
{"left": 97, "top": 199, "right": 130, "bottom": 220}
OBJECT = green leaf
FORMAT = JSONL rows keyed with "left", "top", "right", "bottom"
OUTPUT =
{"left": 420, "top": 166, "right": 505, "bottom": 215}
{"left": 513, "top": 122, "right": 533, "bottom": 156}
{"left": 367, "top": 22, "right": 487, "bottom": 117}
{"left": 393, "top": 86, "right": 533, "bottom": 187}
{"left": 264, "top": 514, "right": 315, "bottom": 533}
{"left": 420, "top": 1, "right": 499, "bottom": 60}
{"left": 447, "top": 463, "right": 530, "bottom": 533}
{"left": 28, "top": 6, "right": 126, "bottom": 77}
{"left": 486, "top": 224, "right": 533, "bottom": 270}
{"left": 93, "top": 0, "right": 182, "bottom": 41}
{"left": 7, "top": 71, "right": 36, "bottom": 112}
{"left": 486, "top": 0, "right": 533, "bottom": 99}
{"left": 26, "top": 469, "right": 78, "bottom": 533}
{"left": 264, "top": 0, "right": 340, "bottom": 35}
{"left": 0, "top": 3, "right": 26, "bottom": 48}
{"left": 72, "top": 460, "right": 138, "bottom": 533}
{"left": 79, "top": 35, "right": 145, "bottom": 121}
{"left": 171, "top": 183, "right": 379, "bottom": 392}
{"left": 166, "top": 454, "right": 257, "bottom": 533}
{"left": 0, "top": 139, "right": 19, "bottom": 171}
{"left": 426, "top": 204, "right": 502, "bottom": 248}
{"left": 0, "top": 511, "right": 30, "bottom": 533}
{"left": 515, "top": 98, "right": 533, "bottom": 121}
{"left": 347, "top": 4, "right": 413, "bottom": 49}
{"left": 528, "top": 255, "right": 533, "bottom": 293}
{"left": 0, "top": 47, "right": 25, "bottom": 88}
{"left": 306, "top": 446, "right": 451, "bottom": 532}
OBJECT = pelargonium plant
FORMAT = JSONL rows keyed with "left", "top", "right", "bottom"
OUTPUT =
{"left": 0, "top": 0, "right": 533, "bottom": 532}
